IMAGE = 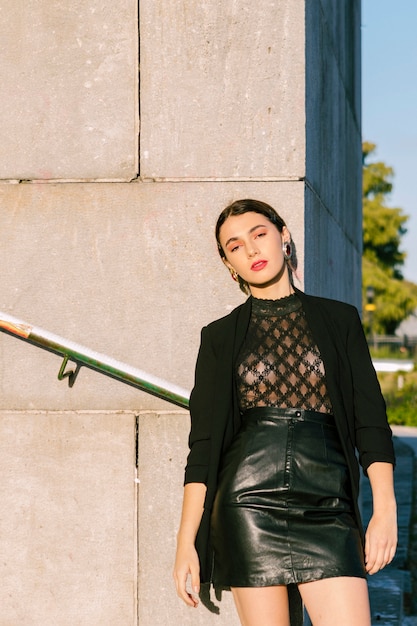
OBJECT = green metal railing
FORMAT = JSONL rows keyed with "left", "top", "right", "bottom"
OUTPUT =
{"left": 0, "top": 311, "right": 190, "bottom": 409}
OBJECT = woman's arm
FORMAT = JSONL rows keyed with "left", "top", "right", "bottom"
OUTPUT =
{"left": 346, "top": 308, "right": 395, "bottom": 467}
{"left": 344, "top": 311, "right": 397, "bottom": 569}
{"left": 173, "top": 482, "right": 207, "bottom": 607}
{"left": 364, "top": 462, "right": 397, "bottom": 574}
{"left": 174, "top": 326, "right": 212, "bottom": 606}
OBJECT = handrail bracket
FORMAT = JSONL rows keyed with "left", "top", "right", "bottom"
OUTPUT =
{"left": 58, "top": 355, "right": 82, "bottom": 388}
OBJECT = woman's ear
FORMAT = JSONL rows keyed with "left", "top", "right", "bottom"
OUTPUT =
{"left": 281, "top": 225, "right": 291, "bottom": 243}
{"left": 222, "top": 257, "right": 234, "bottom": 272}
{"left": 223, "top": 258, "right": 239, "bottom": 282}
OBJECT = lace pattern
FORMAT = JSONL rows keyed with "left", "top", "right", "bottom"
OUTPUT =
{"left": 236, "top": 294, "right": 333, "bottom": 413}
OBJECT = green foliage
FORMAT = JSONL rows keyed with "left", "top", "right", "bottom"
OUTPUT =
{"left": 362, "top": 142, "right": 417, "bottom": 334}
{"left": 378, "top": 370, "right": 417, "bottom": 426}
{"left": 363, "top": 142, "right": 393, "bottom": 199}
{"left": 369, "top": 345, "right": 413, "bottom": 360}
{"left": 363, "top": 258, "right": 417, "bottom": 334}
{"left": 363, "top": 201, "right": 406, "bottom": 277}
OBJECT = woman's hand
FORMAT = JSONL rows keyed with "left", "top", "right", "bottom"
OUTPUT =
{"left": 365, "top": 462, "right": 397, "bottom": 575}
{"left": 173, "top": 540, "right": 200, "bottom": 607}
{"left": 364, "top": 505, "right": 397, "bottom": 574}
{"left": 173, "top": 482, "right": 206, "bottom": 607}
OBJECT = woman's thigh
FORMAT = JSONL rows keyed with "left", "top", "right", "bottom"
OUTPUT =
{"left": 298, "top": 577, "right": 370, "bottom": 626}
{"left": 231, "top": 586, "right": 290, "bottom": 626}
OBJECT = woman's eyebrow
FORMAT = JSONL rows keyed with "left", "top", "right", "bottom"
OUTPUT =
{"left": 224, "top": 225, "right": 267, "bottom": 248}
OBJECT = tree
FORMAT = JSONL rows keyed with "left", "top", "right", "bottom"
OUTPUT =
{"left": 362, "top": 142, "right": 417, "bottom": 335}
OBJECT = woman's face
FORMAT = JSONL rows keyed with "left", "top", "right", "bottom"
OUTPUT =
{"left": 218, "top": 211, "right": 291, "bottom": 298}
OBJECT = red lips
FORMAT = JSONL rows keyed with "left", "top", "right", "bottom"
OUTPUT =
{"left": 251, "top": 260, "right": 268, "bottom": 271}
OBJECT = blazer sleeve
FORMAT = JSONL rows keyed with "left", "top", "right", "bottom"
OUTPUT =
{"left": 184, "top": 325, "right": 217, "bottom": 485}
{"left": 346, "top": 307, "right": 395, "bottom": 471}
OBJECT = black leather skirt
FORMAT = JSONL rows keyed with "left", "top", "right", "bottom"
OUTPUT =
{"left": 210, "top": 407, "right": 366, "bottom": 588}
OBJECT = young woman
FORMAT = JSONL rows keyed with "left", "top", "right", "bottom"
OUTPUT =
{"left": 173, "top": 199, "right": 397, "bottom": 626}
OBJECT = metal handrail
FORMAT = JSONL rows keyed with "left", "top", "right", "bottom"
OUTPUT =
{"left": 0, "top": 311, "right": 190, "bottom": 409}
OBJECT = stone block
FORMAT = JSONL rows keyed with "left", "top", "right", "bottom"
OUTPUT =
{"left": 140, "top": 0, "right": 305, "bottom": 179}
{"left": 0, "top": 1, "right": 138, "bottom": 181}
{"left": 0, "top": 410, "right": 136, "bottom": 625}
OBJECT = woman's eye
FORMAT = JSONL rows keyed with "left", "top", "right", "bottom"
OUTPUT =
{"left": 255, "top": 231, "right": 266, "bottom": 239}
{"left": 230, "top": 244, "right": 241, "bottom": 253}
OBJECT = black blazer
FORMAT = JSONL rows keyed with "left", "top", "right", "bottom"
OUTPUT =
{"left": 185, "top": 288, "right": 395, "bottom": 584}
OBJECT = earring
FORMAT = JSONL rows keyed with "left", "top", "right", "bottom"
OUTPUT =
{"left": 282, "top": 241, "right": 292, "bottom": 260}
{"left": 229, "top": 268, "right": 239, "bottom": 282}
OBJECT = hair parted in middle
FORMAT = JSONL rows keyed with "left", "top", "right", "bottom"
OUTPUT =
{"left": 215, "top": 198, "right": 296, "bottom": 294}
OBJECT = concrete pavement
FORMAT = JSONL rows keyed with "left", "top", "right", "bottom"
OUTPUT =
{"left": 362, "top": 426, "right": 417, "bottom": 625}
{"left": 392, "top": 426, "right": 417, "bottom": 456}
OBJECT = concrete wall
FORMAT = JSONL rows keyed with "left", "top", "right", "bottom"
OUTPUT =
{"left": 0, "top": 1, "right": 361, "bottom": 624}
{"left": 305, "top": 0, "right": 362, "bottom": 303}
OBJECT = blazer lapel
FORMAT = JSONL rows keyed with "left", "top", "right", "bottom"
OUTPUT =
{"left": 295, "top": 289, "right": 339, "bottom": 377}
{"left": 229, "top": 297, "right": 252, "bottom": 433}
{"left": 233, "top": 296, "right": 252, "bottom": 361}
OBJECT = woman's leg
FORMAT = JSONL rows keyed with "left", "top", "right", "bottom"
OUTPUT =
{"left": 298, "top": 577, "right": 370, "bottom": 626}
{"left": 231, "top": 586, "right": 290, "bottom": 626}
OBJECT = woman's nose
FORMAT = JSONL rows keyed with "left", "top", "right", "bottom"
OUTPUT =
{"left": 247, "top": 243, "right": 259, "bottom": 257}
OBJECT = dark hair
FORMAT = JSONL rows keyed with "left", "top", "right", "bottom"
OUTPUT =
{"left": 215, "top": 199, "right": 294, "bottom": 294}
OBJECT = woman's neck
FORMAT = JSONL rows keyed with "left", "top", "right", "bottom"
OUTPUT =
{"left": 249, "top": 279, "right": 294, "bottom": 301}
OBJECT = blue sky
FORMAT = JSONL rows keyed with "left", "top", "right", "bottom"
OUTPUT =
{"left": 362, "top": 0, "right": 417, "bottom": 283}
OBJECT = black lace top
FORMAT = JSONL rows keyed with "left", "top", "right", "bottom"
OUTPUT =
{"left": 236, "top": 294, "right": 333, "bottom": 414}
